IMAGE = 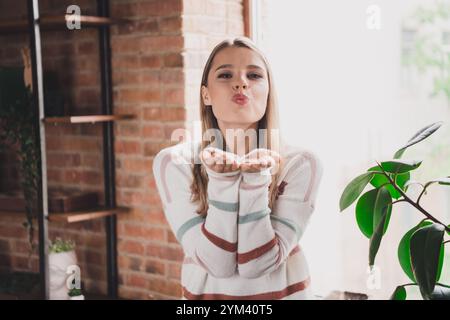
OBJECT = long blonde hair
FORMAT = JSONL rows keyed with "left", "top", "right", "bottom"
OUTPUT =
{"left": 190, "top": 37, "right": 285, "bottom": 215}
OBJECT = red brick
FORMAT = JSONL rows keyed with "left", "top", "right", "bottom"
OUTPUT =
{"left": 113, "top": 71, "right": 140, "bottom": 86}
{"left": 163, "top": 87, "right": 184, "bottom": 106}
{"left": 82, "top": 154, "right": 102, "bottom": 168}
{"left": 114, "top": 56, "right": 140, "bottom": 69}
{"left": 138, "top": 0, "right": 182, "bottom": 17}
{"left": 134, "top": 20, "right": 159, "bottom": 34}
{"left": 160, "top": 16, "right": 182, "bottom": 34}
{"left": 127, "top": 273, "right": 148, "bottom": 289}
{"left": 83, "top": 250, "right": 104, "bottom": 265}
{"left": 139, "top": 36, "right": 184, "bottom": 53}
{"left": 164, "top": 122, "right": 185, "bottom": 139}
{"left": 119, "top": 240, "right": 145, "bottom": 255}
{"left": 147, "top": 209, "right": 168, "bottom": 226}
{"left": 163, "top": 53, "right": 183, "bottom": 67}
{"left": 119, "top": 88, "right": 161, "bottom": 103}
{"left": 116, "top": 174, "right": 144, "bottom": 189}
{"left": 147, "top": 276, "right": 182, "bottom": 297}
{"left": 143, "top": 107, "right": 161, "bottom": 120}
{"left": 160, "top": 107, "right": 186, "bottom": 121}
{"left": 139, "top": 71, "right": 161, "bottom": 86}
{"left": 117, "top": 123, "right": 142, "bottom": 137}
{"left": 145, "top": 244, "right": 183, "bottom": 262}
{"left": 167, "top": 262, "right": 181, "bottom": 279}
{"left": 142, "top": 124, "right": 164, "bottom": 139}
{"left": 47, "top": 169, "right": 63, "bottom": 182}
{"left": 167, "top": 229, "right": 178, "bottom": 244}
{"left": 47, "top": 153, "right": 81, "bottom": 167}
{"left": 145, "top": 258, "right": 166, "bottom": 275}
{"left": 140, "top": 55, "right": 162, "bottom": 69}
{"left": 81, "top": 171, "right": 102, "bottom": 186}
{"left": 64, "top": 169, "right": 82, "bottom": 184}
{"left": 161, "top": 69, "right": 184, "bottom": 85}
{"left": 112, "top": 37, "right": 142, "bottom": 54}
{"left": 119, "top": 158, "right": 152, "bottom": 173}
{"left": 143, "top": 141, "right": 175, "bottom": 157}
{"left": 111, "top": 2, "right": 140, "bottom": 17}
{"left": 77, "top": 41, "right": 97, "bottom": 55}
{"left": 115, "top": 140, "right": 141, "bottom": 154}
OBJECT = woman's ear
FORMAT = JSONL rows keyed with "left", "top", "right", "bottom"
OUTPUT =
{"left": 201, "top": 85, "right": 211, "bottom": 106}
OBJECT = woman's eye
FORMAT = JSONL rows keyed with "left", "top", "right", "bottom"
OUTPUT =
{"left": 217, "top": 73, "right": 263, "bottom": 79}
{"left": 218, "top": 73, "right": 232, "bottom": 79}
{"left": 248, "top": 73, "right": 262, "bottom": 79}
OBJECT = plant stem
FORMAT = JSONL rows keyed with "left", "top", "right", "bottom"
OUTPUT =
{"left": 391, "top": 199, "right": 407, "bottom": 205}
{"left": 375, "top": 162, "right": 450, "bottom": 233}
{"left": 417, "top": 187, "right": 427, "bottom": 205}
{"left": 399, "top": 283, "right": 417, "bottom": 288}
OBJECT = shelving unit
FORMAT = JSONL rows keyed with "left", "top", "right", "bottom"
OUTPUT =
{"left": 0, "top": 207, "right": 130, "bottom": 224}
{"left": 0, "top": 0, "right": 131, "bottom": 299}
{"left": 0, "top": 15, "right": 128, "bottom": 34}
{"left": 44, "top": 114, "right": 135, "bottom": 124}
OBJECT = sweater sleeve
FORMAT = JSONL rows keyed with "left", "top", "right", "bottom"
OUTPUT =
{"left": 236, "top": 151, "right": 323, "bottom": 279}
{"left": 153, "top": 145, "right": 241, "bottom": 278}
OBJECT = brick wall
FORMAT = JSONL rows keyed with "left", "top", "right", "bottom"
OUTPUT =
{"left": 0, "top": 0, "right": 246, "bottom": 299}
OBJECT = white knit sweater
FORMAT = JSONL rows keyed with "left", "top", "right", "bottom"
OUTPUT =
{"left": 152, "top": 141, "right": 323, "bottom": 300}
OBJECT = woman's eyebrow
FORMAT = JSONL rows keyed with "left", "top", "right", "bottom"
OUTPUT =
{"left": 214, "top": 64, "right": 264, "bottom": 72}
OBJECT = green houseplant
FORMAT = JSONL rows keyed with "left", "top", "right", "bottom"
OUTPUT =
{"left": 48, "top": 238, "right": 78, "bottom": 300}
{"left": 339, "top": 121, "right": 450, "bottom": 300}
{"left": 0, "top": 63, "right": 40, "bottom": 255}
{"left": 68, "top": 288, "right": 84, "bottom": 300}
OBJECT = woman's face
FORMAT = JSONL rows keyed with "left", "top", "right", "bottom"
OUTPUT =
{"left": 201, "top": 47, "right": 269, "bottom": 130}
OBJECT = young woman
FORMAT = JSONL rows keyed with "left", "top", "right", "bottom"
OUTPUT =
{"left": 153, "top": 37, "right": 323, "bottom": 300}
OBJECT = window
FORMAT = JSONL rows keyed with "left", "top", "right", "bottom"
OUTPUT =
{"left": 258, "top": 0, "right": 450, "bottom": 299}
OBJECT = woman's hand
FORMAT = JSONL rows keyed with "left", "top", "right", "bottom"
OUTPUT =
{"left": 200, "top": 147, "right": 240, "bottom": 174}
{"left": 239, "top": 148, "right": 280, "bottom": 174}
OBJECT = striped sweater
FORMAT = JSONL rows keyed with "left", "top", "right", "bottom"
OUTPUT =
{"left": 152, "top": 141, "right": 323, "bottom": 300}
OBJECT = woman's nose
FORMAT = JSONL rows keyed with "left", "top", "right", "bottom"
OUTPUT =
{"left": 233, "top": 83, "right": 247, "bottom": 90}
{"left": 233, "top": 78, "right": 248, "bottom": 90}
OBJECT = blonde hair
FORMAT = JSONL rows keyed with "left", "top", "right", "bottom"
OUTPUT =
{"left": 190, "top": 37, "right": 285, "bottom": 215}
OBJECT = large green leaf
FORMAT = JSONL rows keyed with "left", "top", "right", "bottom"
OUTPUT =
{"left": 368, "top": 165, "right": 410, "bottom": 199}
{"left": 427, "top": 285, "right": 450, "bottom": 300}
{"left": 394, "top": 122, "right": 443, "bottom": 159}
{"left": 398, "top": 220, "right": 432, "bottom": 283}
{"left": 379, "top": 159, "right": 422, "bottom": 174}
{"left": 356, "top": 189, "right": 392, "bottom": 238}
{"left": 369, "top": 187, "right": 392, "bottom": 266}
{"left": 410, "top": 223, "right": 445, "bottom": 297}
{"left": 339, "top": 172, "right": 374, "bottom": 212}
{"left": 390, "top": 286, "right": 407, "bottom": 300}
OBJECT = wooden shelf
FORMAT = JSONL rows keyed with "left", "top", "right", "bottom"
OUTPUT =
{"left": 0, "top": 206, "right": 130, "bottom": 223}
{"left": 0, "top": 15, "right": 128, "bottom": 34}
{"left": 49, "top": 206, "right": 130, "bottom": 223}
{"left": 44, "top": 114, "right": 136, "bottom": 124}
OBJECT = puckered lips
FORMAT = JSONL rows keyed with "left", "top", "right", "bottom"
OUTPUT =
{"left": 232, "top": 93, "right": 249, "bottom": 105}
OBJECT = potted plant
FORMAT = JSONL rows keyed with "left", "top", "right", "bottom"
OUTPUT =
{"left": 68, "top": 288, "right": 84, "bottom": 300}
{"left": 48, "top": 238, "right": 77, "bottom": 300}
{"left": 0, "top": 48, "right": 39, "bottom": 256}
{"left": 340, "top": 122, "right": 450, "bottom": 300}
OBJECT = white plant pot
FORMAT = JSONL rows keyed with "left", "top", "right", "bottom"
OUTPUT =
{"left": 49, "top": 250, "right": 77, "bottom": 300}
{"left": 69, "top": 295, "right": 85, "bottom": 300}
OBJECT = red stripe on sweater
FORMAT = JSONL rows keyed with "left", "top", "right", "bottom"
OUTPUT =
{"left": 183, "top": 245, "right": 300, "bottom": 266}
{"left": 201, "top": 223, "right": 237, "bottom": 252}
{"left": 237, "top": 237, "right": 278, "bottom": 264}
{"left": 183, "top": 277, "right": 311, "bottom": 300}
